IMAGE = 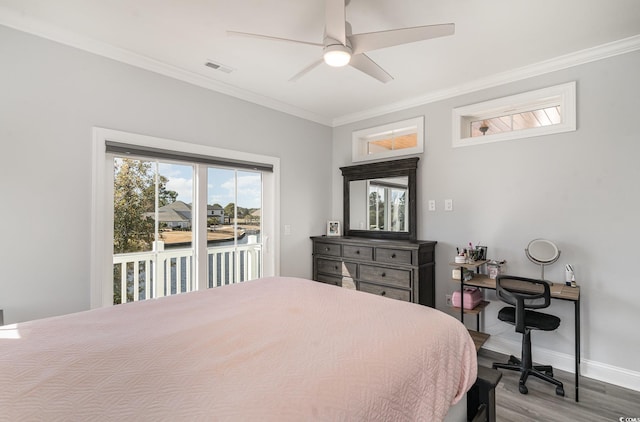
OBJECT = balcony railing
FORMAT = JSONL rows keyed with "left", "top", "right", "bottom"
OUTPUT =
{"left": 112, "top": 243, "right": 261, "bottom": 304}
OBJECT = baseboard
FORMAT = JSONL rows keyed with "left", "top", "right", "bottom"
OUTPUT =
{"left": 484, "top": 336, "right": 640, "bottom": 393}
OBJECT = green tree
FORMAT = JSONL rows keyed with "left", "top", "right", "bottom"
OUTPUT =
{"left": 113, "top": 158, "right": 178, "bottom": 254}
{"left": 224, "top": 202, "right": 235, "bottom": 222}
{"left": 368, "top": 191, "right": 385, "bottom": 230}
{"left": 144, "top": 177, "right": 177, "bottom": 208}
{"left": 113, "top": 159, "right": 156, "bottom": 254}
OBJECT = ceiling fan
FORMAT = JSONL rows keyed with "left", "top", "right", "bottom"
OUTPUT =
{"left": 228, "top": 0, "right": 454, "bottom": 83}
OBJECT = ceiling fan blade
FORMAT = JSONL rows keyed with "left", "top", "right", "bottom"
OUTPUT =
{"left": 350, "top": 23, "right": 454, "bottom": 54}
{"left": 349, "top": 53, "right": 393, "bottom": 83}
{"left": 325, "top": 0, "right": 346, "bottom": 45}
{"left": 289, "top": 58, "right": 324, "bottom": 82}
{"left": 227, "top": 30, "right": 323, "bottom": 47}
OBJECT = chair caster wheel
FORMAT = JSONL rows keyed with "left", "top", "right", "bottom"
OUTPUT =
{"left": 556, "top": 386, "right": 565, "bottom": 396}
{"left": 519, "top": 384, "right": 528, "bottom": 394}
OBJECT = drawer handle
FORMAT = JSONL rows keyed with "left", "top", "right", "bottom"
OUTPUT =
{"left": 380, "top": 291, "right": 386, "bottom": 296}
{"left": 381, "top": 272, "right": 386, "bottom": 277}
{"left": 334, "top": 265, "right": 339, "bottom": 270}
{"left": 391, "top": 253, "right": 396, "bottom": 258}
{"left": 325, "top": 247, "right": 330, "bottom": 252}
{"left": 356, "top": 250, "right": 360, "bottom": 254}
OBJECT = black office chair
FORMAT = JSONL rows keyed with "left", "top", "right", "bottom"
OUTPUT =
{"left": 492, "top": 275, "right": 565, "bottom": 396}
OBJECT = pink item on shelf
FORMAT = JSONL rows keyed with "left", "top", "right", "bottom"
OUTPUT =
{"left": 452, "top": 287, "right": 483, "bottom": 310}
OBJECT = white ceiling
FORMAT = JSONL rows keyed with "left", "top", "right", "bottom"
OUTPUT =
{"left": 1, "top": 0, "right": 639, "bottom": 126}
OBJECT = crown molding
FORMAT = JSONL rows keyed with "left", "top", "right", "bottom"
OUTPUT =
{"left": 1, "top": 6, "right": 638, "bottom": 129}
{"left": 332, "top": 34, "right": 640, "bottom": 127}
{"left": 0, "top": 9, "right": 332, "bottom": 127}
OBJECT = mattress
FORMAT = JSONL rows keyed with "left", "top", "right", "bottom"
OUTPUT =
{"left": 0, "top": 276, "right": 477, "bottom": 421}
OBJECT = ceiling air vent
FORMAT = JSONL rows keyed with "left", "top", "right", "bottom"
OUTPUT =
{"left": 205, "top": 60, "right": 234, "bottom": 74}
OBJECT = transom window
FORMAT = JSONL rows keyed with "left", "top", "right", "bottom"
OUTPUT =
{"left": 352, "top": 117, "right": 424, "bottom": 162}
{"left": 453, "top": 82, "right": 576, "bottom": 147}
{"left": 470, "top": 105, "right": 562, "bottom": 137}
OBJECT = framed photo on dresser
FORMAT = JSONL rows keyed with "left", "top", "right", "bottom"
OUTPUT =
{"left": 327, "top": 220, "right": 341, "bottom": 236}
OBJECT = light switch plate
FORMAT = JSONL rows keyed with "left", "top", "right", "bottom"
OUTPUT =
{"left": 428, "top": 200, "right": 436, "bottom": 211}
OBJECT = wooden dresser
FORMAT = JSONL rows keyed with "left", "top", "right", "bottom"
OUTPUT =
{"left": 311, "top": 236, "right": 437, "bottom": 307}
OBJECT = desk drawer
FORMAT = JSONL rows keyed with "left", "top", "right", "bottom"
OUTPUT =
{"left": 359, "top": 282, "right": 410, "bottom": 302}
{"left": 317, "top": 258, "right": 357, "bottom": 277}
{"left": 314, "top": 242, "right": 342, "bottom": 257}
{"left": 375, "top": 248, "right": 412, "bottom": 265}
{"left": 343, "top": 245, "right": 373, "bottom": 261}
{"left": 359, "top": 265, "right": 411, "bottom": 289}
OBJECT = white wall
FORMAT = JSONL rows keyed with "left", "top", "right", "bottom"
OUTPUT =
{"left": 332, "top": 51, "right": 640, "bottom": 389}
{"left": 0, "top": 25, "right": 332, "bottom": 324}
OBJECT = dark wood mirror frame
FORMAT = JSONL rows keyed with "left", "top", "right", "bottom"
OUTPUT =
{"left": 340, "top": 157, "right": 418, "bottom": 241}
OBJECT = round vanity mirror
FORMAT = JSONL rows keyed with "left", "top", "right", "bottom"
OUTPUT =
{"left": 526, "top": 239, "right": 560, "bottom": 279}
{"left": 526, "top": 239, "right": 560, "bottom": 263}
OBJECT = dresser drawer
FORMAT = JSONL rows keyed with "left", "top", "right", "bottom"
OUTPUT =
{"left": 314, "top": 242, "right": 342, "bottom": 257}
{"left": 317, "top": 258, "right": 357, "bottom": 277}
{"left": 359, "top": 265, "right": 411, "bottom": 288}
{"left": 316, "top": 274, "right": 342, "bottom": 286}
{"left": 359, "top": 282, "right": 411, "bottom": 302}
{"left": 375, "top": 248, "right": 413, "bottom": 265}
{"left": 343, "top": 245, "right": 373, "bottom": 261}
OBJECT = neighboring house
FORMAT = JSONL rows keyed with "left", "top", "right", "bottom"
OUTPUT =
{"left": 147, "top": 201, "right": 192, "bottom": 229}
{"left": 207, "top": 204, "right": 224, "bottom": 220}
{"left": 149, "top": 202, "right": 225, "bottom": 229}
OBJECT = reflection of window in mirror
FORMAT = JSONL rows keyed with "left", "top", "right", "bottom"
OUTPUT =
{"left": 352, "top": 117, "right": 424, "bottom": 162}
{"left": 367, "top": 178, "right": 407, "bottom": 232}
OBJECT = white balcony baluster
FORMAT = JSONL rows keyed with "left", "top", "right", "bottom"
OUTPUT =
{"left": 113, "top": 244, "right": 261, "bottom": 304}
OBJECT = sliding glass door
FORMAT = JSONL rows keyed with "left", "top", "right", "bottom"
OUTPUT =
{"left": 111, "top": 157, "right": 264, "bottom": 305}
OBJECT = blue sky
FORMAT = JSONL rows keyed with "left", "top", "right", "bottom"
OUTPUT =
{"left": 158, "top": 163, "right": 261, "bottom": 208}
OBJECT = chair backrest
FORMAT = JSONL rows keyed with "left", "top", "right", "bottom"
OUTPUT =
{"left": 495, "top": 275, "right": 552, "bottom": 333}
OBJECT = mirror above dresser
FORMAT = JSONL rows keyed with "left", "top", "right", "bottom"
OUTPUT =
{"left": 340, "top": 157, "right": 418, "bottom": 241}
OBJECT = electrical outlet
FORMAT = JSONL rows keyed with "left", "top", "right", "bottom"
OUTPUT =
{"left": 444, "top": 199, "right": 453, "bottom": 211}
{"left": 445, "top": 294, "right": 452, "bottom": 306}
{"left": 428, "top": 199, "right": 436, "bottom": 211}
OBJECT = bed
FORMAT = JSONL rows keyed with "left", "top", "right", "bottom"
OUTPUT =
{"left": 0, "top": 276, "right": 477, "bottom": 421}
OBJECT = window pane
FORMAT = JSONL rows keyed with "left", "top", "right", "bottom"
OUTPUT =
{"left": 207, "top": 167, "right": 236, "bottom": 287}
{"left": 113, "top": 158, "right": 155, "bottom": 255}
{"left": 236, "top": 170, "right": 262, "bottom": 283}
{"left": 207, "top": 168, "right": 263, "bottom": 287}
{"left": 390, "top": 188, "right": 406, "bottom": 232}
{"left": 470, "top": 106, "right": 562, "bottom": 138}
{"left": 157, "top": 163, "right": 193, "bottom": 297}
{"left": 368, "top": 186, "right": 385, "bottom": 230}
{"left": 112, "top": 158, "right": 193, "bottom": 304}
{"left": 367, "top": 133, "right": 418, "bottom": 154}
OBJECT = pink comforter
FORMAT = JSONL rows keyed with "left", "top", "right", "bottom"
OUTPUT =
{"left": 0, "top": 277, "right": 476, "bottom": 421}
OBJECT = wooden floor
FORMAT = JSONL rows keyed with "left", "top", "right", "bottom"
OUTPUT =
{"left": 478, "top": 349, "right": 640, "bottom": 421}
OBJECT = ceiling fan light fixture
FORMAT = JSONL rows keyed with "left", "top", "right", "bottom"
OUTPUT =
{"left": 323, "top": 44, "right": 352, "bottom": 67}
